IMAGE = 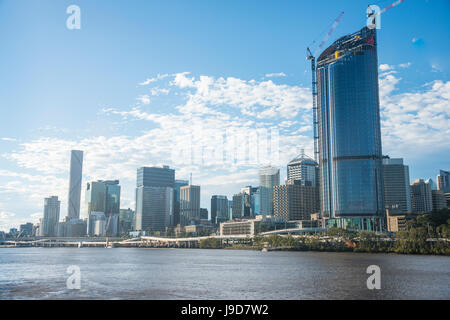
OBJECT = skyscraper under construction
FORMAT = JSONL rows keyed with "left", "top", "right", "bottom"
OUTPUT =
{"left": 317, "top": 26, "right": 384, "bottom": 231}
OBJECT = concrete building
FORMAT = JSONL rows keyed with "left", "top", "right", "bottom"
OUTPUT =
{"left": 287, "top": 150, "right": 319, "bottom": 187}
{"left": 317, "top": 27, "right": 384, "bottom": 231}
{"left": 273, "top": 180, "right": 319, "bottom": 221}
{"left": 382, "top": 157, "right": 412, "bottom": 214}
{"left": 258, "top": 166, "right": 280, "bottom": 215}
{"left": 67, "top": 150, "right": 83, "bottom": 220}
{"left": 211, "top": 195, "right": 229, "bottom": 225}
{"left": 42, "top": 196, "right": 60, "bottom": 237}
{"left": 219, "top": 215, "right": 296, "bottom": 236}
{"left": 180, "top": 185, "right": 200, "bottom": 226}
{"left": 410, "top": 179, "right": 433, "bottom": 214}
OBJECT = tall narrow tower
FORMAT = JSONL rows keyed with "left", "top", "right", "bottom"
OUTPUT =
{"left": 67, "top": 150, "right": 83, "bottom": 220}
{"left": 317, "top": 27, "right": 384, "bottom": 231}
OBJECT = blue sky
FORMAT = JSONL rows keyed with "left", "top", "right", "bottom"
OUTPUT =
{"left": 0, "top": 0, "right": 449, "bottom": 231}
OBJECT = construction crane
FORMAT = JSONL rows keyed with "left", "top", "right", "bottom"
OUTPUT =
{"left": 368, "top": 0, "right": 405, "bottom": 27}
{"left": 306, "top": 11, "right": 344, "bottom": 163}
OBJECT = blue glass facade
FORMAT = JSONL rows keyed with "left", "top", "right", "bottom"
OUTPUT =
{"left": 317, "top": 27, "right": 384, "bottom": 221}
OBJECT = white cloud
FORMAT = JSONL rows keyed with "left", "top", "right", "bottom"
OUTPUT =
{"left": 265, "top": 72, "right": 287, "bottom": 78}
{"left": 136, "top": 94, "right": 151, "bottom": 104}
{"left": 1, "top": 137, "right": 17, "bottom": 142}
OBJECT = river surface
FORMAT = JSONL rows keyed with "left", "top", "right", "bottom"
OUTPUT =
{"left": 0, "top": 248, "right": 449, "bottom": 299}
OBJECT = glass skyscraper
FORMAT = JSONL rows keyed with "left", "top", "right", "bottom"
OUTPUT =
{"left": 317, "top": 27, "right": 384, "bottom": 231}
{"left": 135, "top": 166, "right": 175, "bottom": 232}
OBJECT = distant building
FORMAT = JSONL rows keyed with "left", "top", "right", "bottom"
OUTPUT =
{"left": 431, "top": 190, "right": 447, "bottom": 212}
{"left": 445, "top": 193, "right": 450, "bottom": 209}
{"left": 287, "top": 151, "right": 319, "bottom": 187}
{"left": 259, "top": 166, "right": 280, "bottom": 215}
{"left": 386, "top": 213, "right": 408, "bottom": 233}
{"left": 232, "top": 192, "right": 251, "bottom": 219}
{"left": 437, "top": 170, "right": 450, "bottom": 193}
{"left": 87, "top": 211, "right": 107, "bottom": 236}
{"left": 119, "top": 208, "right": 134, "bottom": 234}
{"left": 382, "top": 157, "right": 412, "bottom": 213}
{"left": 135, "top": 166, "right": 175, "bottom": 232}
{"left": 180, "top": 185, "right": 200, "bottom": 226}
{"left": 19, "top": 223, "right": 33, "bottom": 237}
{"left": 173, "top": 180, "right": 189, "bottom": 226}
{"left": 42, "top": 196, "right": 60, "bottom": 237}
{"left": 85, "top": 180, "right": 121, "bottom": 236}
{"left": 200, "top": 208, "right": 208, "bottom": 220}
{"left": 410, "top": 179, "right": 433, "bottom": 214}
{"left": 219, "top": 215, "right": 296, "bottom": 237}
{"left": 273, "top": 180, "right": 319, "bottom": 221}
{"left": 211, "top": 195, "right": 229, "bottom": 225}
{"left": 67, "top": 150, "right": 83, "bottom": 220}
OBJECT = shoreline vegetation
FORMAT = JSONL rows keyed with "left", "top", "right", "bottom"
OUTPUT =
{"left": 199, "top": 209, "right": 450, "bottom": 256}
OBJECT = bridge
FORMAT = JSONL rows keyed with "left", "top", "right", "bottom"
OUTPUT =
{"left": 0, "top": 228, "right": 327, "bottom": 248}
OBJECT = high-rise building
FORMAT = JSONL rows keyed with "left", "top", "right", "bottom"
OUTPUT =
{"left": 211, "top": 195, "right": 229, "bottom": 225}
{"left": 382, "top": 157, "right": 412, "bottom": 214}
{"left": 258, "top": 166, "right": 280, "bottom": 216}
{"left": 135, "top": 166, "right": 175, "bottom": 232}
{"left": 437, "top": 170, "right": 450, "bottom": 193}
{"left": 241, "top": 186, "right": 259, "bottom": 216}
{"left": 119, "top": 208, "right": 135, "bottom": 234}
{"left": 180, "top": 185, "right": 200, "bottom": 226}
{"left": 273, "top": 180, "right": 319, "bottom": 221}
{"left": 67, "top": 150, "right": 83, "bottom": 220}
{"left": 19, "top": 223, "right": 33, "bottom": 237}
{"left": 410, "top": 179, "right": 433, "bottom": 214}
{"left": 42, "top": 196, "right": 60, "bottom": 237}
{"left": 431, "top": 190, "right": 447, "bottom": 212}
{"left": 200, "top": 208, "right": 208, "bottom": 220}
{"left": 173, "top": 180, "right": 189, "bottom": 226}
{"left": 85, "top": 180, "right": 121, "bottom": 236}
{"left": 317, "top": 26, "right": 384, "bottom": 231}
{"left": 287, "top": 151, "right": 319, "bottom": 187}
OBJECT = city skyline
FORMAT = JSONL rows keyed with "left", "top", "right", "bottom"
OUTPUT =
{"left": 1, "top": 0, "right": 449, "bottom": 231}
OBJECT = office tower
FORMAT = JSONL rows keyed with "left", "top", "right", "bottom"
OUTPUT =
{"left": 67, "top": 150, "right": 83, "bottom": 220}
{"left": 287, "top": 151, "right": 319, "bottom": 187}
{"left": 437, "top": 170, "right": 450, "bottom": 193}
{"left": 200, "top": 208, "right": 208, "bottom": 220}
{"left": 382, "top": 157, "right": 412, "bottom": 214}
{"left": 85, "top": 180, "right": 121, "bottom": 236}
{"left": 87, "top": 212, "right": 107, "bottom": 236}
{"left": 173, "top": 180, "right": 189, "bottom": 226}
{"left": 273, "top": 180, "right": 319, "bottom": 221}
{"left": 431, "top": 190, "right": 447, "bottom": 212}
{"left": 228, "top": 200, "right": 233, "bottom": 220}
{"left": 232, "top": 193, "right": 244, "bottom": 219}
{"left": 241, "top": 186, "right": 259, "bottom": 216}
{"left": 259, "top": 166, "right": 280, "bottom": 215}
{"left": 137, "top": 166, "right": 175, "bottom": 188}
{"left": 211, "top": 195, "right": 229, "bottom": 225}
{"left": 119, "top": 208, "right": 135, "bottom": 234}
{"left": 410, "top": 179, "right": 433, "bottom": 214}
{"left": 135, "top": 166, "right": 175, "bottom": 232}
{"left": 42, "top": 196, "right": 60, "bottom": 237}
{"left": 317, "top": 27, "right": 384, "bottom": 231}
{"left": 19, "top": 223, "right": 33, "bottom": 237}
{"left": 180, "top": 185, "right": 200, "bottom": 226}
